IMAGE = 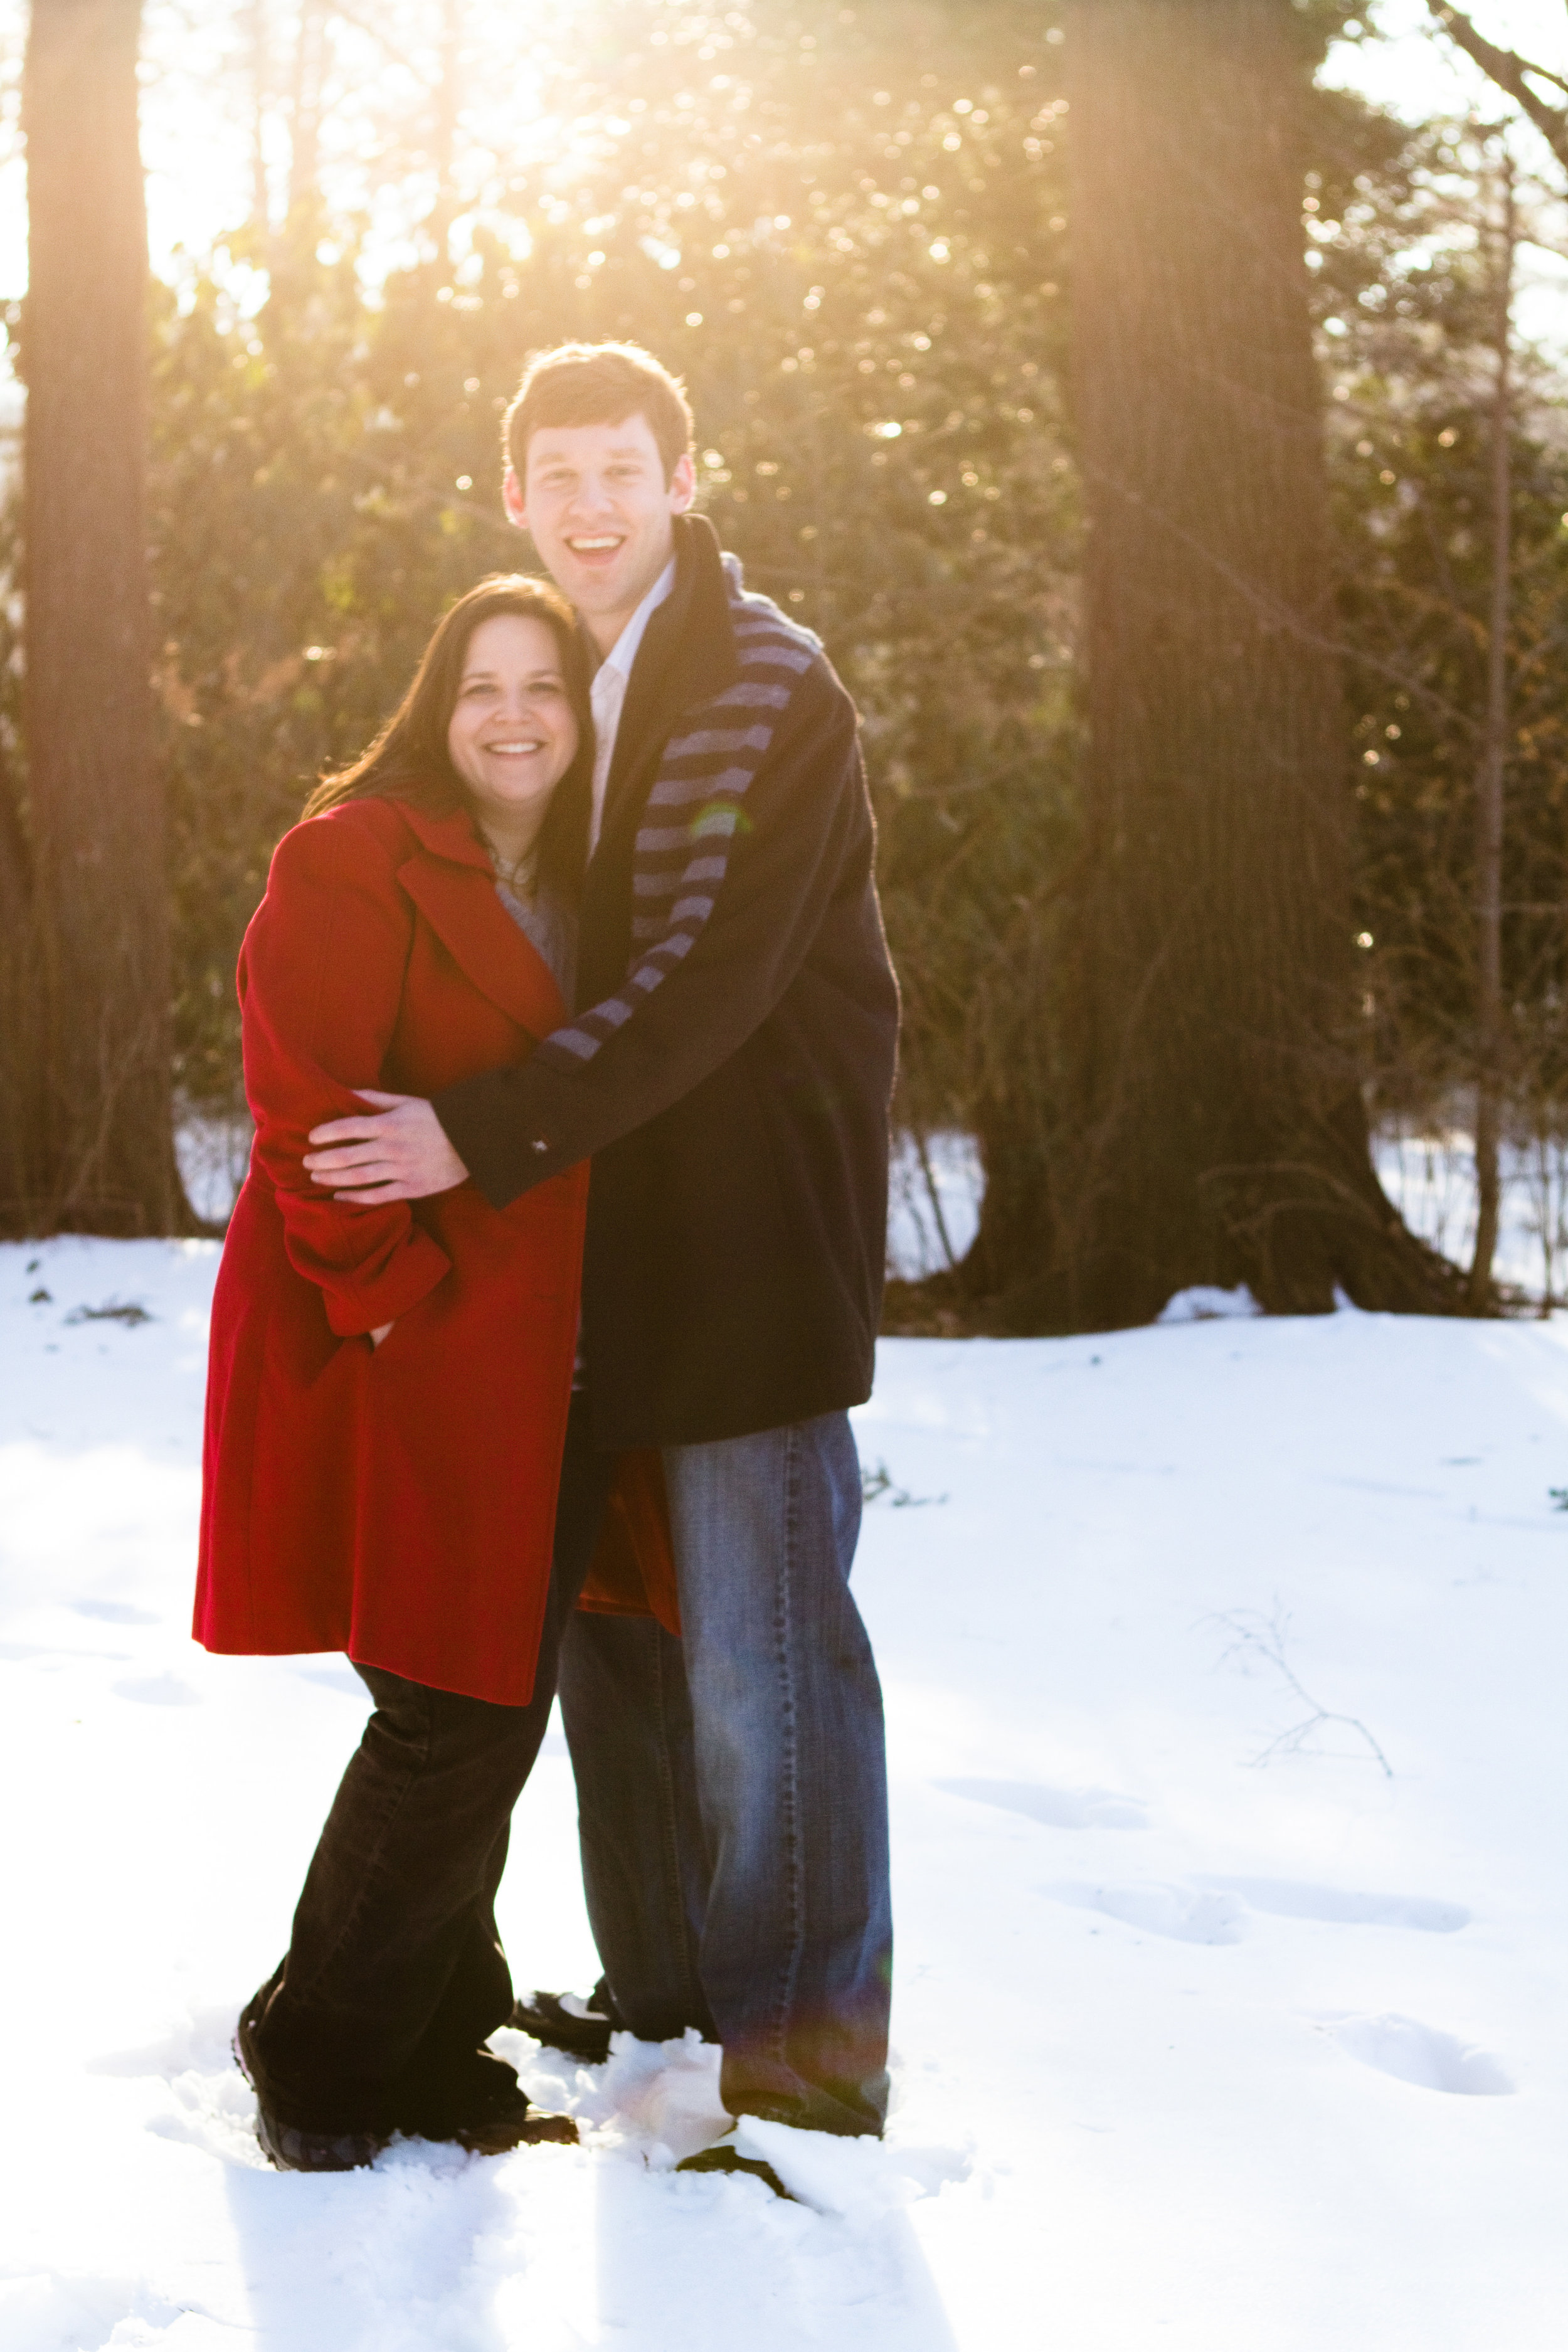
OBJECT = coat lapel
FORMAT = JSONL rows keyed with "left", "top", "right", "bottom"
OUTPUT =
{"left": 393, "top": 803, "right": 566, "bottom": 1041}
{"left": 594, "top": 513, "right": 740, "bottom": 857}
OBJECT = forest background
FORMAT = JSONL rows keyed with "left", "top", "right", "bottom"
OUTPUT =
{"left": 4, "top": 0, "right": 1568, "bottom": 1330}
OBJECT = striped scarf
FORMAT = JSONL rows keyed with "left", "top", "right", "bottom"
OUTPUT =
{"left": 538, "top": 559, "right": 821, "bottom": 1071}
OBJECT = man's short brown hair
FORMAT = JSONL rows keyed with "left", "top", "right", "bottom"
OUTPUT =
{"left": 505, "top": 342, "right": 696, "bottom": 484}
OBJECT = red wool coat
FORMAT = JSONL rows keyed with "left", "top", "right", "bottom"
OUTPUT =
{"left": 194, "top": 795, "right": 670, "bottom": 1708}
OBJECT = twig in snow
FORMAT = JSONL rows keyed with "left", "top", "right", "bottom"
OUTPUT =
{"left": 861, "top": 1459, "right": 947, "bottom": 1509}
{"left": 1204, "top": 1604, "right": 1394, "bottom": 1778}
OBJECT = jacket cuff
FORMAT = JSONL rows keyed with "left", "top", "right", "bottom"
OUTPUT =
{"left": 321, "top": 1227, "right": 452, "bottom": 1337}
{"left": 434, "top": 1064, "right": 581, "bottom": 1210}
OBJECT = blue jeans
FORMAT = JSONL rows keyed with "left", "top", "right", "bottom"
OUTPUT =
{"left": 558, "top": 1410, "right": 892, "bottom": 2136}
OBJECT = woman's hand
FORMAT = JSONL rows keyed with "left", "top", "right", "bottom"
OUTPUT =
{"left": 370, "top": 1322, "right": 395, "bottom": 1348}
{"left": 305, "top": 1089, "right": 470, "bottom": 1202}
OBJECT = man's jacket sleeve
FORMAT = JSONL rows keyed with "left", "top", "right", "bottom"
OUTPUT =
{"left": 433, "top": 675, "right": 864, "bottom": 1208}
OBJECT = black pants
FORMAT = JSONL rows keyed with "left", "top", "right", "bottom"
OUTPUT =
{"left": 243, "top": 1395, "right": 615, "bottom": 2136}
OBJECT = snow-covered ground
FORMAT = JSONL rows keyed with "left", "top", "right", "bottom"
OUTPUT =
{"left": 886, "top": 1122, "right": 1568, "bottom": 1305}
{"left": 3, "top": 1239, "right": 1567, "bottom": 2350}
{"left": 1374, "top": 1126, "right": 1568, "bottom": 1304}
{"left": 886, "top": 1132, "right": 983, "bottom": 1279}
{"left": 193, "top": 1115, "right": 1568, "bottom": 1302}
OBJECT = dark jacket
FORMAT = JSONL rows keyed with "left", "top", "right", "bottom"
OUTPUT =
{"left": 434, "top": 514, "right": 899, "bottom": 1448}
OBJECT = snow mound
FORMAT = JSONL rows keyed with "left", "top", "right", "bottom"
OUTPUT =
{"left": 1157, "top": 1284, "right": 1263, "bottom": 1323}
{"left": 736, "top": 2115, "right": 972, "bottom": 2218}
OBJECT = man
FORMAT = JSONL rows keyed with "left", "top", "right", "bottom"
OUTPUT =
{"left": 304, "top": 342, "right": 899, "bottom": 2168}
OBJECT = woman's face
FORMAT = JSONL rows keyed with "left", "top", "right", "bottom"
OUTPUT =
{"left": 446, "top": 613, "right": 579, "bottom": 830}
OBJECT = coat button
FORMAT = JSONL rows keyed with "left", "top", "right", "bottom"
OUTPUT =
{"left": 531, "top": 1138, "right": 549, "bottom": 1153}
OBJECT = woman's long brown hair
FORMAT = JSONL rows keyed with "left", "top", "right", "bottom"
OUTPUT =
{"left": 302, "top": 573, "right": 592, "bottom": 899}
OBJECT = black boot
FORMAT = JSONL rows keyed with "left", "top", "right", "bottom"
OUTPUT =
{"left": 236, "top": 1990, "right": 386, "bottom": 2172}
{"left": 237, "top": 1990, "right": 577, "bottom": 2168}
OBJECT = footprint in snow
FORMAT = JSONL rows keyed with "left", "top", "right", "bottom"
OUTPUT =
{"left": 1195, "top": 1876, "right": 1470, "bottom": 1933}
{"left": 296, "top": 1663, "right": 369, "bottom": 1697}
{"left": 1326, "top": 2012, "right": 1513, "bottom": 2096}
{"left": 1046, "top": 1882, "right": 1248, "bottom": 1944}
{"left": 112, "top": 1673, "right": 200, "bottom": 1706}
{"left": 936, "top": 1778, "right": 1149, "bottom": 1831}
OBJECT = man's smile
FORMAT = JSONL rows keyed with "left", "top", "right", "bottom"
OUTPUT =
{"left": 513, "top": 413, "right": 695, "bottom": 649}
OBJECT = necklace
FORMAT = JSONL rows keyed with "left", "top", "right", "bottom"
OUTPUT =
{"left": 482, "top": 830, "right": 541, "bottom": 901}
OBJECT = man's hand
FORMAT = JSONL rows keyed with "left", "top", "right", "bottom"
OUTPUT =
{"left": 304, "top": 1089, "right": 469, "bottom": 1203}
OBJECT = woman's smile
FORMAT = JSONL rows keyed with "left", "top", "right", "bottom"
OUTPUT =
{"left": 482, "top": 735, "right": 548, "bottom": 758}
{"left": 447, "top": 611, "right": 580, "bottom": 856}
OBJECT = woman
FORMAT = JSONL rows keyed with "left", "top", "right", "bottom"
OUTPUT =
{"left": 194, "top": 575, "right": 669, "bottom": 2171}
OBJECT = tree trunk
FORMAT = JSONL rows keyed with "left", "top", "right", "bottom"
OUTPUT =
{"left": 287, "top": 0, "right": 326, "bottom": 220}
{"left": 0, "top": 741, "right": 41, "bottom": 1221}
{"left": 1032, "top": 0, "right": 1461, "bottom": 1329}
{"left": 1468, "top": 152, "right": 1515, "bottom": 1311}
{"left": 248, "top": 0, "right": 271, "bottom": 236}
{"left": 428, "top": 0, "right": 464, "bottom": 263}
{"left": 23, "top": 0, "right": 179, "bottom": 1235}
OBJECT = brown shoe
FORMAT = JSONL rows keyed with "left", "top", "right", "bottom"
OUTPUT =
{"left": 508, "top": 1981, "right": 620, "bottom": 2064}
{"left": 676, "top": 2141, "right": 792, "bottom": 2199}
{"left": 455, "top": 2102, "right": 580, "bottom": 2155}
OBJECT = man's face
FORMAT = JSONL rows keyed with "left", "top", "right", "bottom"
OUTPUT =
{"left": 506, "top": 413, "right": 696, "bottom": 647}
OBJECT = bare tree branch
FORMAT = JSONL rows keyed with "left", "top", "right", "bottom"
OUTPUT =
{"left": 327, "top": 2, "right": 423, "bottom": 78}
{"left": 1206, "top": 1606, "right": 1395, "bottom": 1777}
{"left": 1425, "top": 4, "right": 1568, "bottom": 169}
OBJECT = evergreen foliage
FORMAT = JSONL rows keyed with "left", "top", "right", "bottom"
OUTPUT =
{"left": 77, "top": 1, "right": 1081, "bottom": 1141}
{"left": 4, "top": 0, "right": 1566, "bottom": 1304}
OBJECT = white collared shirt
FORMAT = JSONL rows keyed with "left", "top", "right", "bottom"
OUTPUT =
{"left": 587, "top": 556, "right": 677, "bottom": 854}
